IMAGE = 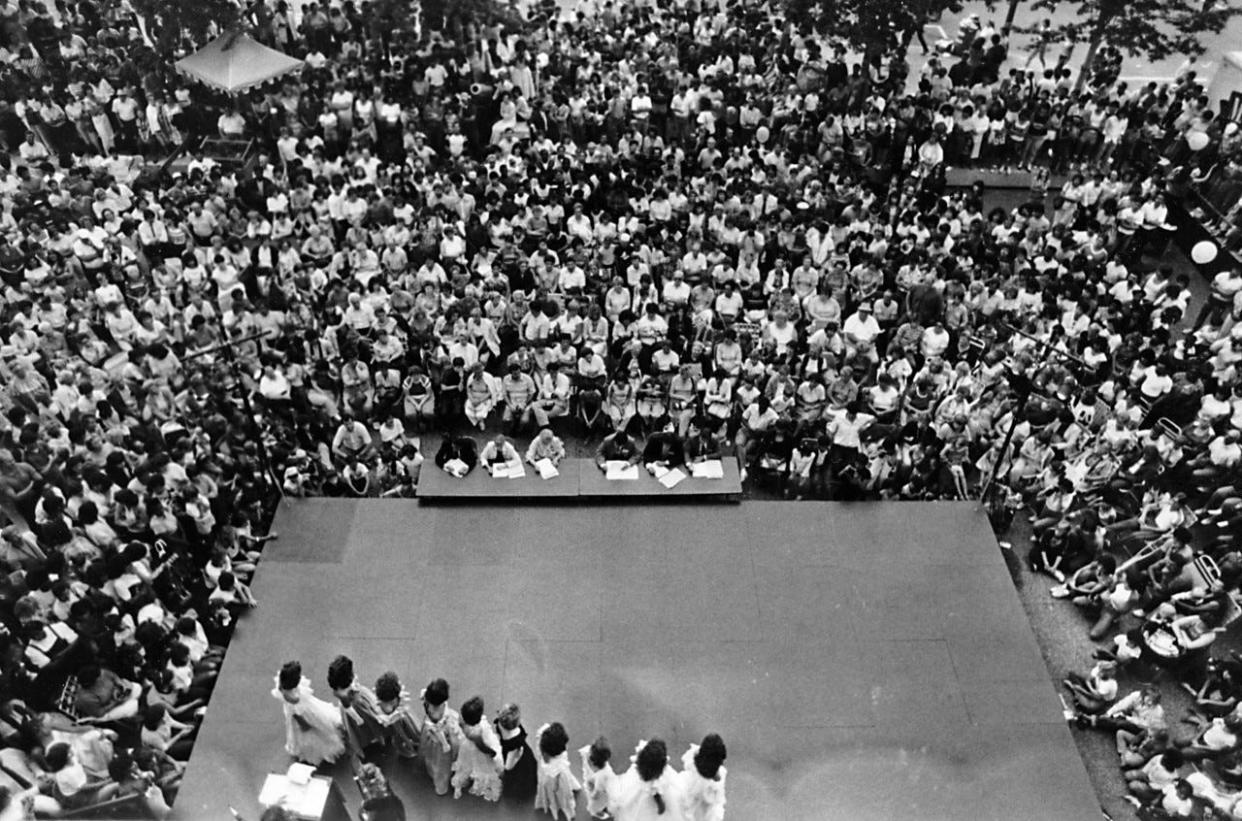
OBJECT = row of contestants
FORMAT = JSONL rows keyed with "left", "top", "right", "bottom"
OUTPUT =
{"left": 272, "top": 657, "right": 728, "bottom": 820}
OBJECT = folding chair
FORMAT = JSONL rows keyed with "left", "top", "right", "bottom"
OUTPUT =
{"left": 56, "top": 676, "right": 82, "bottom": 723}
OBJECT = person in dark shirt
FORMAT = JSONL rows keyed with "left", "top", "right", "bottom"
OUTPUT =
{"left": 684, "top": 418, "right": 722, "bottom": 463}
{"left": 434, "top": 434, "right": 479, "bottom": 475}
{"left": 595, "top": 430, "right": 640, "bottom": 469}
{"left": 642, "top": 426, "right": 686, "bottom": 471}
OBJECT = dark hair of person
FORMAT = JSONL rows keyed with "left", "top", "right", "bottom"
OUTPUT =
{"left": 539, "top": 722, "right": 569, "bottom": 758}
{"left": 588, "top": 736, "right": 612, "bottom": 770}
{"left": 694, "top": 733, "right": 727, "bottom": 779}
{"left": 143, "top": 703, "right": 168, "bottom": 730}
{"left": 45, "top": 741, "right": 71, "bottom": 771}
{"left": 327, "top": 655, "right": 355, "bottom": 690}
{"left": 279, "top": 660, "right": 302, "bottom": 691}
{"left": 636, "top": 738, "right": 668, "bottom": 813}
{"left": 423, "top": 677, "right": 449, "bottom": 706}
{"left": 374, "top": 671, "right": 401, "bottom": 703}
{"left": 460, "top": 695, "right": 484, "bottom": 726}
{"left": 107, "top": 753, "right": 134, "bottom": 783}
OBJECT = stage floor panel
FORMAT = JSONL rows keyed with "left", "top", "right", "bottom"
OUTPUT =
{"left": 174, "top": 500, "right": 1099, "bottom": 821}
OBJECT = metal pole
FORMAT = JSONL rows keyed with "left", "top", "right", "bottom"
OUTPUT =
{"left": 1004, "top": 0, "right": 1021, "bottom": 28}
{"left": 980, "top": 393, "right": 1027, "bottom": 505}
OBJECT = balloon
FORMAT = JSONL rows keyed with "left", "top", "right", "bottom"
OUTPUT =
{"left": 1192, "top": 240, "right": 1218, "bottom": 265}
{"left": 1187, "top": 131, "right": 1210, "bottom": 151}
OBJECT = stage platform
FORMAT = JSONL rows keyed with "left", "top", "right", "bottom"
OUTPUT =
{"left": 174, "top": 499, "right": 1100, "bottom": 821}
{"left": 417, "top": 457, "right": 743, "bottom": 501}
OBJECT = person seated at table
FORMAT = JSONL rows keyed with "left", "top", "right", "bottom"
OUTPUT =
{"left": 684, "top": 418, "right": 722, "bottom": 463}
{"left": 435, "top": 433, "right": 479, "bottom": 477}
{"left": 525, "top": 427, "right": 566, "bottom": 467}
{"left": 642, "top": 423, "right": 686, "bottom": 472}
{"left": 595, "top": 429, "right": 641, "bottom": 469}
{"left": 480, "top": 435, "right": 523, "bottom": 474}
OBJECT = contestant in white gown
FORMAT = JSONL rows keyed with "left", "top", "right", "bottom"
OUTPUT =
{"left": 273, "top": 661, "right": 346, "bottom": 767}
{"left": 678, "top": 734, "right": 727, "bottom": 821}
{"left": 610, "top": 738, "right": 686, "bottom": 821}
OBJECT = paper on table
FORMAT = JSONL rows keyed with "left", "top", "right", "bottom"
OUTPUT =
{"left": 659, "top": 468, "right": 687, "bottom": 488}
{"left": 690, "top": 460, "right": 724, "bottom": 479}
{"left": 286, "top": 763, "right": 315, "bottom": 785}
{"left": 605, "top": 461, "right": 639, "bottom": 480}
{"left": 506, "top": 462, "right": 526, "bottom": 479}
{"left": 650, "top": 464, "right": 670, "bottom": 478}
{"left": 490, "top": 463, "right": 511, "bottom": 479}
{"left": 443, "top": 458, "right": 468, "bottom": 477}
{"left": 535, "top": 458, "right": 559, "bottom": 479}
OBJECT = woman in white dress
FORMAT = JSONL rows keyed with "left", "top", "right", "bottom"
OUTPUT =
{"left": 272, "top": 661, "right": 346, "bottom": 767}
{"left": 611, "top": 738, "right": 686, "bottom": 821}
{"left": 678, "top": 734, "right": 727, "bottom": 821}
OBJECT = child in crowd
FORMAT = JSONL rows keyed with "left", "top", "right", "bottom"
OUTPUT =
{"left": 580, "top": 736, "right": 617, "bottom": 820}
{"left": 419, "top": 678, "right": 463, "bottom": 795}
{"left": 451, "top": 696, "right": 504, "bottom": 801}
{"left": 272, "top": 661, "right": 345, "bottom": 767}
{"left": 373, "top": 671, "right": 420, "bottom": 759}
{"left": 535, "top": 721, "right": 580, "bottom": 819}
{"left": 495, "top": 702, "right": 538, "bottom": 800}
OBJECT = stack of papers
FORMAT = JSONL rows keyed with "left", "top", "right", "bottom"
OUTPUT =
{"left": 492, "top": 462, "right": 526, "bottom": 479}
{"left": 605, "top": 460, "right": 639, "bottom": 480}
{"left": 534, "top": 458, "right": 559, "bottom": 480}
{"left": 690, "top": 460, "right": 724, "bottom": 479}
{"left": 658, "top": 468, "right": 687, "bottom": 489}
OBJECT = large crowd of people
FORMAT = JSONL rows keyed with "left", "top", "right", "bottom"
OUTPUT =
{"left": 0, "top": 0, "right": 1240, "bottom": 815}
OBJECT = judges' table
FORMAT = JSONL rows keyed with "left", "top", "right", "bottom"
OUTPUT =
{"left": 417, "top": 458, "right": 581, "bottom": 499}
{"left": 416, "top": 458, "right": 742, "bottom": 501}
{"left": 577, "top": 457, "right": 742, "bottom": 499}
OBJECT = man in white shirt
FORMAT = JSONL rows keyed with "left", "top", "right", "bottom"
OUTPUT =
{"left": 843, "top": 302, "right": 881, "bottom": 350}
{"left": 662, "top": 271, "right": 691, "bottom": 307}
{"left": 566, "top": 204, "right": 594, "bottom": 243}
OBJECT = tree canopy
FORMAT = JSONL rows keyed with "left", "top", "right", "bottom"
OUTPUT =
{"left": 784, "top": 0, "right": 965, "bottom": 57}
{"left": 128, "top": 0, "right": 247, "bottom": 56}
{"left": 1025, "top": 0, "right": 1240, "bottom": 63}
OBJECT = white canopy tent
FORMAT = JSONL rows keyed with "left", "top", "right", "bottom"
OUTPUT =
{"left": 174, "top": 32, "right": 303, "bottom": 94}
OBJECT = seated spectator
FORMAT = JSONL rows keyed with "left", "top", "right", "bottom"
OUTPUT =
{"left": 74, "top": 663, "right": 143, "bottom": 723}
